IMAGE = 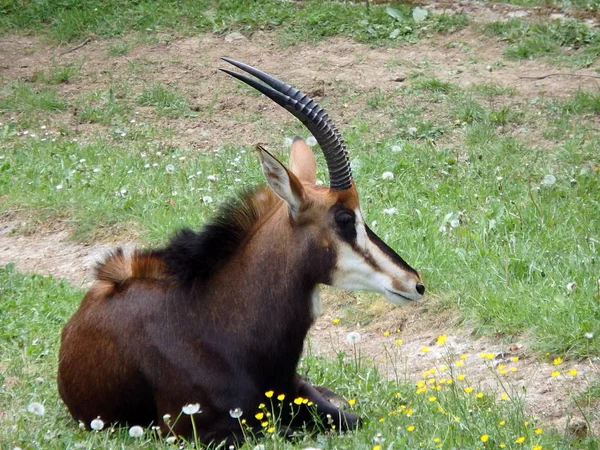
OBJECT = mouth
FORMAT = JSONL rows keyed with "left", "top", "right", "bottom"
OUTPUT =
{"left": 384, "top": 288, "right": 422, "bottom": 304}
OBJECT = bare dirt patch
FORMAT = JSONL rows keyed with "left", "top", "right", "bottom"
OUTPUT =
{"left": 2, "top": 0, "right": 599, "bottom": 436}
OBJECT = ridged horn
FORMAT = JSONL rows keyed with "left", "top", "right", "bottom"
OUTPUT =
{"left": 219, "top": 57, "right": 353, "bottom": 191}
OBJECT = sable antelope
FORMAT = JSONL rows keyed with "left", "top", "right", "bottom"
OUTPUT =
{"left": 57, "top": 58, "right": 425, "bottom": 445}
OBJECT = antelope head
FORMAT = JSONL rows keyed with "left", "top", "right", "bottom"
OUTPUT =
{"left": 221, "top": 58, "right": 424, "bottom": 305}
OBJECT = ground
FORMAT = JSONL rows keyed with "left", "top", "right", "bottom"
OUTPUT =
{"left": 1, "top": 0, "right": 599, "bottom": 439}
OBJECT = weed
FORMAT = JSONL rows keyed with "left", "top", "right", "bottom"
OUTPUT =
{"left": 135, "top": 83, "right": 192, "bottom": 117}
{"left": 32, "top": 61, "right": 82, "bottom": 84}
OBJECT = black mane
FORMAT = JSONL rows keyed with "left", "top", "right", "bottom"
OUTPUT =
{"left": 152, "top": 187, "right": 272, "bottom": 285}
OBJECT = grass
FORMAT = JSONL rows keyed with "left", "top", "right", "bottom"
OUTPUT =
{"left": 484, "top": 18, "right": 600, "bottom": 67}
{"left": 0, "top": 265, "right": 592, "bottom": 449}
{"left": 0, "top": 0, "right": 468, "bottom": 46}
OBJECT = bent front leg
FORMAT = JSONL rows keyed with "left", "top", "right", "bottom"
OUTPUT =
{"left": 293, "top": 375, "right": 361, "bottom": 431}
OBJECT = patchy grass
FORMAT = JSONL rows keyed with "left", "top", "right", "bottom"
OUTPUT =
{"left": 135, "top": 83, "right": 192, "bottom": 117}
{"left": 0, "top": 265, "right": 590, "bottom": 449}
{"left": 484, "top": 18, "right": 600, "bottom": 67}
{"left": 0, "top": 0, "right": 468, "bottom": 46}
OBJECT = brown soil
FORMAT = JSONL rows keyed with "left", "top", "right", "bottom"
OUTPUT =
{"left": 1, "top": 0, "right": 599, "bottom": 437}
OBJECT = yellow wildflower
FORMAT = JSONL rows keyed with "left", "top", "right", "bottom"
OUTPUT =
{"left": 378, "top": 418, "right": 385, "bottom": 423}
{"left": 533, "top": 446, "right": 542, "bottom": 450}
{"left": 255, "top": 412, "right": 264, "bottom": 420}
{"left": 500, "top": 393, "right": 508, "bottom": 401}
{"left": 332, "top": 318, "right": 340, "bottom": 324}
{"left": 261, "top": 421, "right": 268, "bottom": 427}
{"left": 437, "top": 334, "right": 447, "bottom": 345}
{"left": 293, "top": 397, "right": 304, "bottom": 405}
{"left": 421, "top": 346, "right": 431, "bottom": 353}
{"left": 277, "top": 394, "right": 285, "bottom": 401}
{"left": 553, "top": 357, "right": 563, "bottom": 365}
{"left": 515, "top": 436, "right": 525, "bottom": 444}
{"left": 428, "top": 396, "right": 437, "bottom": 402}
{"left": 511, "top": 356, "right": 519, "bottom": 362}
{"left": 480, "top": 434, "right": 489, "bottom": 442}
{"left": 395, "top": 339, "right": 403, "bottom": 345}
{"left": 383, "top": 331, "right": 390, "bottom": 337}
{"left": 568, "top": 369, "right": 578, "bottom": 376}
{"left": 499, "top": 420, "right": 506, "bottom": 426}
{"left": 407, "top": 425, "right": 415, "bottom": 432}
{"left": 455, "top": 360, "right": 464, "bottom": 367}
{"left": 258, "top": 403, "right": 265, "bottom": 409}
{"left": 373, "top": 446, "right": 381, "bottom": 450}
{"left": 499, "top": 444, "right": 506, "bottom": 449}
{"left": 267, "top": 427, "right": 275, "bottom": 433}
{"left": 477, "top": 392, "right": 484, "bottom": 399}
{"left": 535, "top": 428, "right": 542, "bottom": 434}
{"left": 551, "top": 371, "right": 560, "bottom": 378}
{"left": 460, "top": 353, "right": 468, "bottom": 359}
{"left": 457, "top": 374, "right": 465, "bottom": 381}
{"left": 486, "top": 352, "right": 494, "bottom": 360}
{"left": 434, "top": 438, "right": 441, "bottom": 443}
{"left": 464, "top": 387, "right": 473, "bottom": 393}
{"left": 348, "top": 398, "right": 356, "bottom": 406}
{"left": 510, "top": 367, "right": 517, "bottom": 372}
{"left": 265, "top": 390, "right": 274, "bottom": 398}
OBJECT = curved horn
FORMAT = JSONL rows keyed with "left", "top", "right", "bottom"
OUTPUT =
{"left": 219, "top": 57, "right": 353, "bottom": 191}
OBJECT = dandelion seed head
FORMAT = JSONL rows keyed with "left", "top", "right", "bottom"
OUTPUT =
{"left": 165, "top": 164, "right": 175, "bottom": 174}
{"left": 202, "top": 196, "right": 213, "bottom": 204}
{"left": 567, "top": 282, "right": 576, "bottom": 292}
{"left": 128, "top": 425, "right": 144, "bottom": 438}
{"left": 90, "top": 417, "right": 105, "bottom": 431}
{"left": 383, "top": 207, "right": 398, "bottom": 215}
{"left": 182, "top": 403, "right": 201, "bottom": 415}
{"left": 27, "top": 402, "right": 45, "bottom": 416}
{"left": 345, "top": 331, "right": 362, "bottom": 344}
{"left": 283, "top": 137, "right": 294, "bottom": 147}
{"left": 165, "top": 436, "right": 177, "bottom": 444}
{"left": 56, "top": 184, "right": 63, "bottom": 190}
{"left": 382, "top": 171, "right": 394, "bottom": 180}
{"left": 306, "top": 136, "right": 317, "bottom": 147}
{"left": 542, "top": 174, "right": 556, "bottom": 186}
{"left": 229, "top": 407, "right": 243, "bottom": 419}
{"left": 585, "top": 332, "right": 594, "bottom": 339}
{"left": 207, "top": 174, "right": 217, "bottom": 181}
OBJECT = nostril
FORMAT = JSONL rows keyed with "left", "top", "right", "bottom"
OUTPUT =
{"left": 416, "top": 282, "right": 425, "bottom": 296}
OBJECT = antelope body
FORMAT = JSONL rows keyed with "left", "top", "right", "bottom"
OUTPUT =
{"left": 57, "top": 59, "right": 424, "bottom": 445}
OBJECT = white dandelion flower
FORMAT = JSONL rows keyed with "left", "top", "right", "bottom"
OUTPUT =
{"left": 383, "top": 207, "right": 398, "bottom": 215}
{"left": 165, "top": 436, "right": 177, "bottom": 444}
{"left": 449, "top": 218, "right": 460, "bottom": 228}
{"left": 128, "top": 425, "right": 144, "bottom": 438}
{"left": 408, "top": 126, "right": 417, "bottom": 135}
{"left": 283, "top": 137, "right": 294, "bottom": 147}
{"left": 306, "top": 136, "right": 317, "bottom": 147}
{"left": 165, "top": 164, "right": 175, "bottom": 174}
{"left": 382, "top": 171, "right": 394, "bottom": 180}
{"left": 90, "top": 417, "right": 105, "bottom": 431}
{"left": 585, "top": 332, "right": 594, "bottom": 339}
{"left": 202, "top": 196, "right": 213, "bottom": 204}
{"left": 207, "top": 174, "right": 217, "bottom": 181}
{"left": 163, "top": 413, "right": 171, "bottom": 422}
{"left": 391, "top": 145, "right": 403, "bottom": 153}
{"left": 27, "top": 402, "right": 45, "bottom": 416}
{"left": 229, "top": 407, "right": 243, "bottom": 419}
{"left": 56, "top": 184, "right": 63, "bottom": 190}
{"left": 345, "top": 331, "right": 362, "bottom": 344}
{"left": 182, "top": 403, "right": 201, "bottom": 415}
{"left": 567, "top": 282, "right": 576, "bottom": 292}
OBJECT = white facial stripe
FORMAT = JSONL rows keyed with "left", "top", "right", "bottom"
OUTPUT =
{"left": 331, "top": 211, "right": 423, "bottom": 303}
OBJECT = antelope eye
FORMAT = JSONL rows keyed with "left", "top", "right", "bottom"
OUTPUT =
{"left": 335, "top": 210, "right": 355, "bottom": 226}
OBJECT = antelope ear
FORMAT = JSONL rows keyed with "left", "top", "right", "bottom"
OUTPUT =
{"left": 289, "top": 136, "right": 317, "bottom": 184}
{"left": 257, "top": 145, "right": 306, "bottom": 215}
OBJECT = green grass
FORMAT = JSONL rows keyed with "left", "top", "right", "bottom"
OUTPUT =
{"left": 32, "top": 61, "right": 82, "bottom": 85}
{"left": 135, "top": 83, "right": 192, "bottom": 117}
{"left": 484, "top": 18, "right": 600, "bottom": 67}
{"left": 0, "top": 265, "right": 591, "bottom": 449}
{"left": 0, "top": 0, "right": 468, "bottom": 46}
